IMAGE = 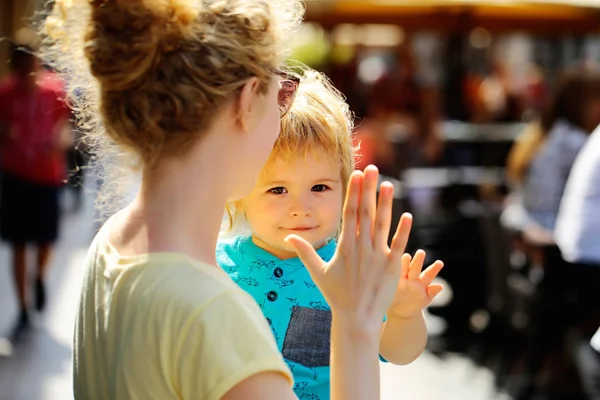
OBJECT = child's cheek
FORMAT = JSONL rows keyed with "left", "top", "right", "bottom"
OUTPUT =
{"left": 265, "top": 197, "right": 287, "bottom": 214}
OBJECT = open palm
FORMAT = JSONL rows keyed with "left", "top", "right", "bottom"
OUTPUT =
{"left": 389, "top": 250, "right": 444, "bottom": 320}
{"left": 286, "top": 166, "right": 412, "bottom": 332}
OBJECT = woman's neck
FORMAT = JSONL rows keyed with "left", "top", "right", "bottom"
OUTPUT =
{"left": 109, "top": 143, "right": 233, "bottom": 267}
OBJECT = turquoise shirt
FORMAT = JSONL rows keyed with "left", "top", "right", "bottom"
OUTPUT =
{"left": 217, "top": 236, "right": 386, "bottom": 400}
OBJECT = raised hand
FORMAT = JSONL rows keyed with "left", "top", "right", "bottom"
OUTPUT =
{"left": 388, "top": 250, "right": 444, "bottom": 320}
{"left": 285, "top": 165, "right": 413, "bottom": 332}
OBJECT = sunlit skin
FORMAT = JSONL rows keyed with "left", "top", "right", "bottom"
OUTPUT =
{"left": 244, "top": 150, "right": 343, "bottom": 260}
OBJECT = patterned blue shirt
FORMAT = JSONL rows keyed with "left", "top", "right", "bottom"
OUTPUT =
{"left": 217, "top": 236, "right": 385, "bottom": 400}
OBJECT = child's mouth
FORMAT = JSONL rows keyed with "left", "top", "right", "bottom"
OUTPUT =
{"left": 285, "top": 226, "right": 316, "bottom": 232}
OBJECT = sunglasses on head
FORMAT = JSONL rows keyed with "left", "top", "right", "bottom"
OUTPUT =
{"left": 276, "top": 70, "right": 300, "bottom": 118}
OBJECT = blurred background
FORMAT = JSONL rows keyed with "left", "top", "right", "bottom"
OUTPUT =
{"left": 1, "top": 1, "right": 600, "bottom": 399}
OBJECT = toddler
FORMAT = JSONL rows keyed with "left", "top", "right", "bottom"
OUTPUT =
{"left": 218, "top": 69, "right": 444, "bottom": 400}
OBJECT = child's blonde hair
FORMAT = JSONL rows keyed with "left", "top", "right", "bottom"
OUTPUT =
{"left": 38, "top": 0, "right": 303, "bottom": 218}
{"left": 226, "top": 68, "right": 356, "bottom": 231}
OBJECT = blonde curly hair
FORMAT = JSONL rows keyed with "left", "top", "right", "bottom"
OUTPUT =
{"left": 226, "top": 68, "right": 356, "bottom": 232}
{"left": 38, "top": 0, "right": 303, "bottom": 217}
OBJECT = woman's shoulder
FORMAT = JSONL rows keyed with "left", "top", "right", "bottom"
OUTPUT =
{"left": 93, "top": 224, "right": 245, "bottom": 314}
{"left": 141, "top": 255, "right": 246, "bottom": 311}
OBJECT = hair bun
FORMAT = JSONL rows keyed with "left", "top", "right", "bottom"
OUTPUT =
{"left": 85, "top": 0, "right": 198, "bottom": 91}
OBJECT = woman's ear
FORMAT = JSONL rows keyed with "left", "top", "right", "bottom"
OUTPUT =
{"left": 236, "top": 77, "right": 264, "bottom": 133}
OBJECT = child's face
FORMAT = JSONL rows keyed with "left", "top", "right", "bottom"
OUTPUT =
{"left": 243, "top": 149, "right": 343, "bottom": 259}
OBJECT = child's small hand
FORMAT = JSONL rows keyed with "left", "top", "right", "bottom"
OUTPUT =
{"left": 388, "top": 250, "right": 444, "bottom": 320}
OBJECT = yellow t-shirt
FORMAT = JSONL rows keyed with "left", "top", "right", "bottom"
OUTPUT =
{"left": 73, "top": 223, "right": 292, "bottom": 400}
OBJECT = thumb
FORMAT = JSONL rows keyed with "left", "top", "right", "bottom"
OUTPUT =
{"left": 426, "top": 284, "right": 444, "bottom": 301}
{"left": 285, "top": 234, "right": 326, "bottom": 278}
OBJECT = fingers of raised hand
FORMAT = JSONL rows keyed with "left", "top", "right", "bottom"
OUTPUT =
{"left": 359, "top": 165, "right": 379, "bottom": 248}
{"left": 407, "top": 249, "right": 426, "bottom": 281}
{"left": 426, "top": 283, "right": 444, "bottom": 300}
{"left": 372, "top": 181, "right": 394, "bottom": 252}
{"left": 285, "top": 234, "right": 326, "bottom": 279}
{"left": 400, "top": 253, "right": 412, "bottom": 280}
{"left": 419, "top": 260, "right": 444, "bottom": 287}
{"left": 339, "top": 171, "right": 363, "bottom": 251}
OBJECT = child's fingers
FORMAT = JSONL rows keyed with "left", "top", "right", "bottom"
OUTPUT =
{"left": 407, "top": 249, "right": 426, "bottom": 280}
{"left": 419, "top": 260, "right": 444, "bottom": 286}
{"left": 372, "top": 182, "right": 394, "bottom": 252}
{"left": 400, "top": 253, "right": 411, "bottom": 280}
{"left": 426, "top": 283, "right": 444, "bottom": 300}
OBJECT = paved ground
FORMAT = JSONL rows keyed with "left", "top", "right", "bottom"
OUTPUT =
{"left": 0, "top": 181, "right": 509, "bottom": 400}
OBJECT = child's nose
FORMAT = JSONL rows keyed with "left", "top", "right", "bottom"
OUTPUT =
{"left": 291, "top": 211, "right": 311, "bottom": 217}
{"left": 289, "top": 196, "right": 311, "bottom": 217}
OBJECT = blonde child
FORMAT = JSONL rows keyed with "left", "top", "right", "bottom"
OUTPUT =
{"left": 218, "top": 70, "right": 445, "bottom": 400}
{"left": 41, "top": 1, "right": 415, "bottom": 399}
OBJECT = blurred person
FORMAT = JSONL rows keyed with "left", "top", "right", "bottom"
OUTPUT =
{"left": 521, "top": 69, "right": 600, "bottom": 235}
{"left": 501, "top": 121, "right": 546, "bottom": 273}
{"left": 0, "top": 44, "right": 71, "bottom": 333}
{"left": 515, "top": 68, "right": 600, "bottom": 281}
{"left": 555, "top": 125, "right": 600, "bottom": 399}
{"left": 512, "top": 68, "right": 600, "bottom": 399}
{"left": 555, "top": 123, "right": 600, "bottom": 297}
{"left": 506, "top": 121, "right": 545, "bottom": 189}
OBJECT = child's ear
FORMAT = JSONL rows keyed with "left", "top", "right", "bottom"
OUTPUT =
{"left": 236, "top": 200, "right": 245, "bottom": 213}
{"left": 225, "top": 200, "right": 246, "bottom": 231}
{"left": 235, "top": 200, "right": 247, "bottom": 225}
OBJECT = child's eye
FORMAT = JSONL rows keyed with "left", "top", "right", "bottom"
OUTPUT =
{"left": 312, "top": 184, "right": 330, "bottom": 192}
{"left": 268, "top": 187, "right": 287, "bottom": 195}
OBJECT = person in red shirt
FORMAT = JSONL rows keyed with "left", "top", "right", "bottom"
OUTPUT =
{"left": 0, "top": 45, "right": 70, "bottom": 334}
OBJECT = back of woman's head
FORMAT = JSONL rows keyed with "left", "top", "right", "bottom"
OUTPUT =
{"left": 42, "top": 0, "right": 302, "bottom": 166}
{"left": 540, "top": 68, "right": 600, "bottom": 134}
{"left": 40, "top": 0, "right": 302, "bottom": 215}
